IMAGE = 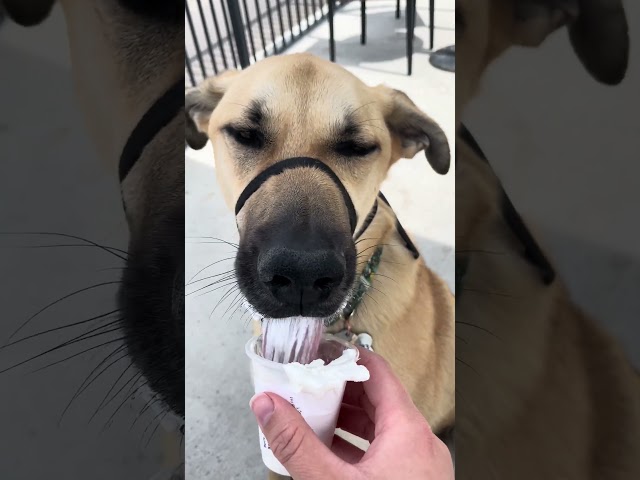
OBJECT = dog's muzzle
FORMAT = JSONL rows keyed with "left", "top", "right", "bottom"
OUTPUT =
{"left": 234, "top": 156, "right": 358, "bottom": 233}
{"left": 233, "top": 156, "right": 420, "bottom": 259}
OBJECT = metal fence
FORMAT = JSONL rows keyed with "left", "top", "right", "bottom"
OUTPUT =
{"left": 185, "top": 0, "right": 347, "bottom": 86}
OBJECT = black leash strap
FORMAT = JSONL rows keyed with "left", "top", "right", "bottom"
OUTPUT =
{"left": 119, "top": 77, "right": 185, "bottom": 182}
{"left": 235, "top": 157, "right": 358, "bottom": 233}
{"left": 458, "top": 124, "right": 556, "bottom": 285}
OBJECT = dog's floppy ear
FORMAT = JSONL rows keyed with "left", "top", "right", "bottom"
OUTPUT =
{"left": 379, "top": 87, "right": 450, "bottom": 175}
{"left": 2, "top": 0, "right": 56, "bottom": 26}
{"left": 512, "top": 0, "right": 629, "bottom": 85}
{"left": 185, "top": 70, "right": 241, "bottom": 150}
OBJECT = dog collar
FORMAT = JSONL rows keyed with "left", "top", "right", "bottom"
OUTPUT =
{"left": 235, "top": 157, "right": 358, "bottom": 233}
{"left": 342, "top": 245, "right": 384, "bottom": 320}
{"left": 324, "top": 244, "right": 384, "bottom": 328}
{"left": 119, "top": 76, "right": 185, "bottom": 182}
{"left": 324, "top": 191, "right": 420, "bottom": 328}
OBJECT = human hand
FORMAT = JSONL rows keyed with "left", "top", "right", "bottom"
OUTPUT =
{"left": 249, "top": 347, "right": 454, "bottom": 479}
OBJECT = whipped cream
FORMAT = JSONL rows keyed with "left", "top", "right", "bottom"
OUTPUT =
{"left": 282, "top": 348, "right": 370, "bottom": 394}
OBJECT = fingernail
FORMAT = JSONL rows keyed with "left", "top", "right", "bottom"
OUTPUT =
{"left": 249, "top": 393, "right": 274, "bottom": 426}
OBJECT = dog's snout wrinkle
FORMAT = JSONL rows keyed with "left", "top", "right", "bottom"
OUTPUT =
{"left": 257, "top": 247, "right": 345, "bottom": 309}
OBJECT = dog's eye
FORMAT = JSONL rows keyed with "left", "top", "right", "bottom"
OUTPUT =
{"left": 224, "top": 126, "right": 264, "bottom": 149}
{"left": 335, "top": 141, "right": 379, "bottom": 157}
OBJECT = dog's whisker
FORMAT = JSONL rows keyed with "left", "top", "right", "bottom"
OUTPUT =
{"left": 93, "top": 364, "right": 140, "bottom": 425}
{"left": 130, "top": 392, "right": 159, "bottom": 431}
{"left": 222, "top": 293, "right": 244, "bottom": 320}
{"left": 1, "top": 321, "right": 122, "bottom": 374}
{"left": 103, "top": 371, "right": 149, "bottom": 431}
{"left": 58, "top": 344, "right": 130, "bottom": 424}
{"left": 191, "top": 278, "right": 238, "bottom": 298}
{"left": 118, "top": 373, "right": 149, "bottom": 406}
{"left": 186, "top": 268, "right": 236, "bottom": 286}
{"left": 363, "top": 291, "right": 382, "bottom": 309}
{"left": 0, "top": 232, "right": 129, "bottom": 260}
{"left": 355, "top": 298, "right": 372, "bottom": 320}
{"left": 223, "top": 291, "right": 246, "bottom": 321}
{"left": 144, "top": 410, "right": 169, "bottom": 448}
{"left": 194, "top": 282, "right": 239, "bottom": 300}
{"left": 354, "top": 236, "right": 382, "bottom": 245}
{"left": 371, "top": 273, "right": 399, "bottom": 284}
{"left": 354, "top": 117, "right": 382, "bottom": 124}
{"left": 186, "top": 275, "right": 237, "bottom": 296}
{"left": 2, "top": 309, "right": 121, "bottom": 350}
{"left": 456, "top": 356, "right": 483, "bottom": 378}
{"left": 352, "top": 118, "right": 384, "bottom": 131}
{"left": 368, "top": 284, "right": 389, "bottom": 299}
{"left": 28, "top": 328, "right": 125, "bottom": 375}
{"left": 7, "top": 244, "right": 129, "bottom": 259}
{"left": 49, "top": 319, "right": 123, "bottom": 350}
{"left": 455, "top": 320, "right": 502, "bottom": 341}
{"left": 8, "top": 336, "right": 126, "bottom": 376}
{"left": 209, "top": 285, "right": 241, "bottom": 319}
{"left": 356, "top": 243, "right": 405, "bottom": 258}
{"left": 187, "top": 257, "right": 236, "bottom": 284}
{"left": 89, "top": 362, "right": 133, "bottom": 422}
{"left": 8, "top": 281, "right": 122, "bottom": 341}
{"left": 241, "top": 311, "right": 253, "bottom": 330}
{"left": 185, "top": 236, "right": 239, "bottom": 248}
{"left": 346, "top": 101, "right": 377, "bottom": 118}
{"left": 140, "top": 408, "right": 168, "bottom": 448}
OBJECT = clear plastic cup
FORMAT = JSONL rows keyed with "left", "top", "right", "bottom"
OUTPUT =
{"left": 245, "top": 334, "right": 360, "bottom": 476}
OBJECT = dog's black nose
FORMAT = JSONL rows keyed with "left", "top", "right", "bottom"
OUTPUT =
{"left": 258, "top": 247, "right": 345, "bottom": 311}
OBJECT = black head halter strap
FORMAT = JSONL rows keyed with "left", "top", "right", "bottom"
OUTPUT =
{"left": 458, "top": 124, "right": 555, "bottom": 285}
{"left": 235, "top": 157, "right": 358, "bottom": 233}
{"left": 234, "top": 157, "right": 422, "bottom": 259}
{"left": 119, "top": 77, "right": 185, "bottom": 182}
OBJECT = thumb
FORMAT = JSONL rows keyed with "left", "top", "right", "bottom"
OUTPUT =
{"left": 250, "top": 392, "right": 350, "bottom": 479}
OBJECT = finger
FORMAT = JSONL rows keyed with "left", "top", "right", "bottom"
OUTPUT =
{"left": 250, "top": 393, "right": 354, "bottom": 480}
{"left": 336, "top": 404, "right": 375, "bottom": 442}
{"left": 331, "top": 435, "right": 366, "bottom": 464}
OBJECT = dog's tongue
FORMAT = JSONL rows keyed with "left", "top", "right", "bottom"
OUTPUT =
{"left": 261, "top": 317, "right": 324, "bottom": 364}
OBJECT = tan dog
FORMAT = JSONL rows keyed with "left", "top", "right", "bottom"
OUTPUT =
{"left": 186, "top": 53, "right": 455, "bottom": 478}
{"left": 2, "top": 0, "right": 185, "bottom": 477}
{"left": 457, "top": 0, "right": 640, "bottom": 477}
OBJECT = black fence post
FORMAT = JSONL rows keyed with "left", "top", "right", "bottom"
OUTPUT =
{"left": 226, "top": 0, "right": 251, "bottom": 68}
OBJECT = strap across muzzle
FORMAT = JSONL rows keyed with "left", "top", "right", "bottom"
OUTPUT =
{"left": 234, "top": 157, "right": 358, "bottom": 234}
